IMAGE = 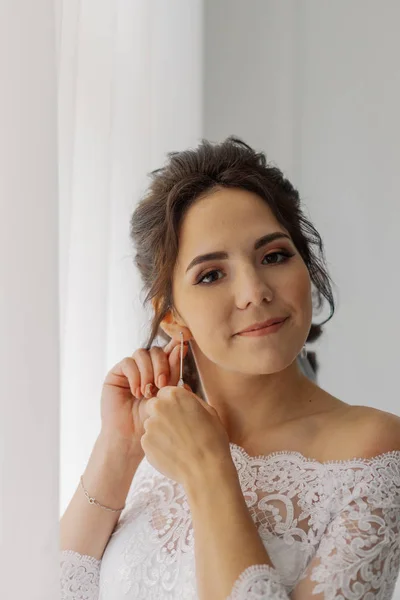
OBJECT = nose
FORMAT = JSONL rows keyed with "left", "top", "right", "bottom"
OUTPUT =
{"left": 235, "top": 265, "right": 273, "bottom": 308}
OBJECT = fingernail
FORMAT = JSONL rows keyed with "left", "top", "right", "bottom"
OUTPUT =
{"left": 144, "top": 383, "right": 154, "bottom": 398}
{"left": 157, "top": 374, "right": 167, "bottom": 389}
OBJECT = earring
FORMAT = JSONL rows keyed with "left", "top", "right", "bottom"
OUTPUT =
{"left": 177, "top": 331, "right": 185, "bottom": 387}
{"left": 300, "top": 345, "right": 307, "bottom": 360}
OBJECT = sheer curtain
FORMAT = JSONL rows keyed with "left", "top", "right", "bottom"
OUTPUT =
{"left": 58, "top": 0, "right": 203, "bottom": 515}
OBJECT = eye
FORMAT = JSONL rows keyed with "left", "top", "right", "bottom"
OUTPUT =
{"left": 262, "top": 250, "right": 294, "bottom": 265}
{"left": 195, "top": 269, "right": 223, "bottom": 285}
{"left": 195, "top": 250, "right": 295, "bottom": 285}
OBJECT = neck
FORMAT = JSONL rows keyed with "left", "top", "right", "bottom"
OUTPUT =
{"left": 190, "top": 343, "right": 319, "bottom": 445}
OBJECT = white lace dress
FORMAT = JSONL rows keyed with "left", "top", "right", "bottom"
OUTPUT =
{"left": 60, "top": 443, "right": 400, "bottom": 599}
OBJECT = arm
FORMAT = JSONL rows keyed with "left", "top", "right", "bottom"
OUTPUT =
{"left": 184, "top": 459, "right": 277, "bottom": 600}
{"left": 184, "top": 452, "right": 400, "bottom": 600}
{"left": 60, "top": 431, "right": 144, "bottom": 599}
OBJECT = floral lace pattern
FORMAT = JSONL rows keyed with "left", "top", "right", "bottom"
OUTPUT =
{"left": 228, "top": 448, "right": 400, "bottom": 599}
{"left": 226, "top": 564, "right": 289, "bottom": 600}
{"left": 60, "top": 445, "right": 400, "bottom": 599}
{"left": 60, "top": 549, "right": 101, "bottom": 600}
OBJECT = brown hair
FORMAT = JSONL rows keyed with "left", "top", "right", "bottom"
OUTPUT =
{"left": 129, "top": 136, "right": 335, "bottom": 394}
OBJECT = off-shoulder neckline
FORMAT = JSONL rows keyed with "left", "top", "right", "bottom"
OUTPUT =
{"left": 229, "top": 442, "right": 400, "bottom": 467}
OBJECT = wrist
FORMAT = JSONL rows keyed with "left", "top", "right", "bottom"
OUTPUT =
{"left": 183, "top": 456, "right": 240, "bottom": 506}
{"left": 82, "top": 432, "right": 144, "bottom": 509}
{"left": 98, "top": 429, "right": 144, "bottom": 462}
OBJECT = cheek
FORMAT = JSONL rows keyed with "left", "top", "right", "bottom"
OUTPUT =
{"left": 183, "top": 296, "right": 222, "bottom": 338}
{"left": 284, "top": 266, "right": 312, "bottom": 314}
{"left": 298, "top": 278, "right": 313, "bottom": 323}
{"left": 194, "top": 305, "right": 228, "bottom": 340}
{"left": 296, "top": 275, "right": 312, "bottom": 304}
{"left": 186, "top": 297, "right": 231, "bottom": 355}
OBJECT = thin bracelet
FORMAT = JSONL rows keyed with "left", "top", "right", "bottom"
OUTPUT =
{"left": 80, "top": 475, "right": 126, "bottom": 513}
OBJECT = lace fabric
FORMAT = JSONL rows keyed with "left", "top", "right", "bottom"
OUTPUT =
{"left": 60, "top": 445, "right": 400, "bottom": 600}
{"left": 60, "top": 549, "right": 101, "bottom": 600}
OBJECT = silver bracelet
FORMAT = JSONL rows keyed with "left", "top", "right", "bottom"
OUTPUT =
{"left": 80, "top": 475, "right": 126, "bottom": 513}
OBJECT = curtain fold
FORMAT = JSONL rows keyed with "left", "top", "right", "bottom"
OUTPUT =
{"left": 58, "top": 0, "right": 204, "bottom": 515}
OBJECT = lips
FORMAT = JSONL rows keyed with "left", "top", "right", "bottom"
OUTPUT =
{"left": 237, "top": 317, "right": 287, "bottom": 335}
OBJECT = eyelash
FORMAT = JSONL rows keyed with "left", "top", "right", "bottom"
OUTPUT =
{"left": 195, "top": 250, "right": 295, "bottom": 285}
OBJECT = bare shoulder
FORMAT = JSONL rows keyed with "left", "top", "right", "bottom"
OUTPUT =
{"left": 347, "top": 405, "right": 400, "bottom": 454}
{"left": 330, "top": 404, "right": 400, "bottom": 459}
{"left": 309, "top": 388, "right": 400, "bottom": 461}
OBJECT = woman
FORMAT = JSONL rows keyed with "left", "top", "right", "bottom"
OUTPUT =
{"left": 60, "top": 137, "right": 400, "bottom": 599}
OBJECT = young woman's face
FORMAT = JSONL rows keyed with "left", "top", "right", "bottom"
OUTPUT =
{"left": 171, "top": 187, "right": 313, "bottom": 375}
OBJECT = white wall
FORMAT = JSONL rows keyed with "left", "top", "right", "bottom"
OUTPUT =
{"left": 204, "top": 0, "right": 400, "bottom": 416}
{"left": 0, "top": 1, "right": 59, "bottom": 598}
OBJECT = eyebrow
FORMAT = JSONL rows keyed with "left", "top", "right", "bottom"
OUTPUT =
{"left": 185, "top": 232, "right": 292, "bottom": 274}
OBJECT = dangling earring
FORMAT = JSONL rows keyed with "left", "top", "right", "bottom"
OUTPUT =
{"left": 300, "top": 345, "right": 307, "bottom": 360}
{"left": 177, "top": 331, "right": 185, "bottom": 387}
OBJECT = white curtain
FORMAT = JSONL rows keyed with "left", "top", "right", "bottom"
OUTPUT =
{"left": 58, "top": 0, "right": 204, "bottom": 515}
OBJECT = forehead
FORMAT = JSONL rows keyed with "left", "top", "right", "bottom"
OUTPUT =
{"left": 178, "top": 187, "right": 284, "bottom": 251}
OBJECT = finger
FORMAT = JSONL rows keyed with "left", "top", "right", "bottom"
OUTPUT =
{"left": 132, "top": 348, "right": 156, "bottom": 398}
{"left": 105, "top": 356, "right": 141, "bottom": 399}
{"left": 149, "top": 346, "right": 170, "bottom": 390}
{"left": 182, "top": 383, "right": 192, "bottom": 392}
{"left": 162, "top": 337, "right": 181, "bottom": 356}
{"left": 143, "top": 395, "right": 158, "bottom": 418}
{"left": 168, "top": 342, "right": 189, "bottom": 385}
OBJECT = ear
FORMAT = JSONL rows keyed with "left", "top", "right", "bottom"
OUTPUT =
{"left": 159, "top": 309, "right": 193, "bottom": 343}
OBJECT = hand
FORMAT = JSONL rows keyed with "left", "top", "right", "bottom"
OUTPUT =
{"left": 140, "top": 385, "right": 232, "bottom": 486}
{"left": 100, "top": 339, "right": 190, "bottom": 452}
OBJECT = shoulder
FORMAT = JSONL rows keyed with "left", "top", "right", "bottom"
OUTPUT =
{"left": 340, "top": 405, "right": 400, "bottom": 457}
{"left": 316, "top": 402, "right": 400, "bottom": 462}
